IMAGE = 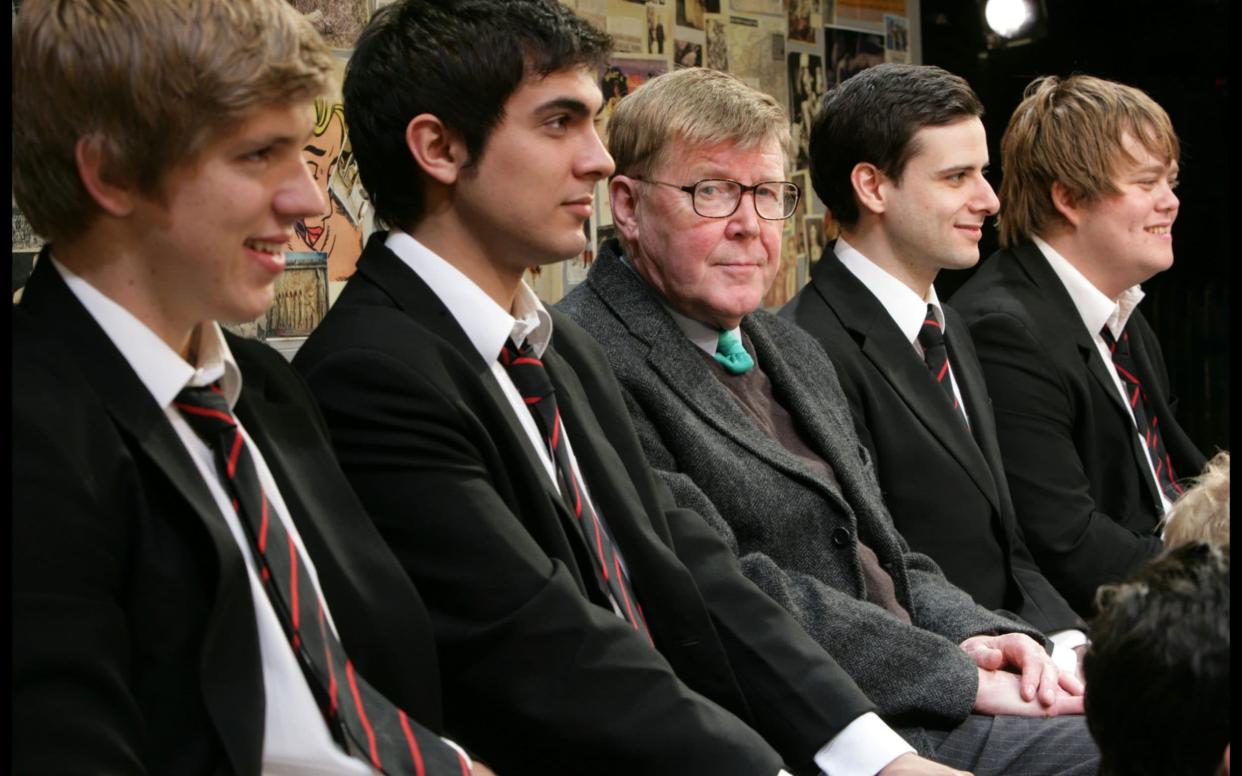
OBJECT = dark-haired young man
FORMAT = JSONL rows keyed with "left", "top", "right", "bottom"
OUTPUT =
{"left": 782, "top": 63, "right": 1086, "bottom": 671}
{"left": 294, "top": 2, "right": 962, "bottom": 775}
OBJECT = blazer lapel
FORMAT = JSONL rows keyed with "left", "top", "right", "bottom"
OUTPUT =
{"left": 1014, "top": 242, "right": 1163, "bottom": 507}
{"left": 585, "top": 248, "right": 852, "bottom": 510}
{"left": 19, "top": 256, "right": 264, "bottom": 775}
{"left": 810, "top": 257, "right": 1000, "bottom": 508}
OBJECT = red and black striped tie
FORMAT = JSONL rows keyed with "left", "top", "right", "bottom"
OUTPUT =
{"left": 1100, "top": 327, "right": 1184, "bottom": 502}
{"left": 174, "top": 383, "right": 469, "bottom": 776}
{"left": 917, "top": 304, "right": 964, "bottom": 418}
{"left": 498, "top": 339, "right": 651, "bottom": 640}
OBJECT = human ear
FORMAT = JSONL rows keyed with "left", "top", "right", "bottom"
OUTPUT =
{"left": 404, "top": 113, "right": 469, "bottom": 186}
{"left": 850, "top": 162, "right": 886, "bottom": 216}
{"left": 609, "top": 175, "right": 641, "bottom": 243}
{"left": 74, "top": 135, "right": 135, "bottom": 217}
{"left": 1050, "top": 180, "right": 1084, "bottom": 228}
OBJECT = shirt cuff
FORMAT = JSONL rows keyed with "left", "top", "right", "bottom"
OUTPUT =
{"left": 812, "top": 712, "right": 915, "bottom": 776}
{"left": 1049, "top": 629, "right": 1089, "bottom": 673}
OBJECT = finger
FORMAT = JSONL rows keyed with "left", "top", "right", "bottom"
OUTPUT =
{"left": 1058, "top": 666, "right": 1085, "bottom": 696}
{"left": 1050, "top": 692, "right": 1085, "bottom": 716}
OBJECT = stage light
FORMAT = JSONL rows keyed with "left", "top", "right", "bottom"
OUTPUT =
{"left": 980, "top": 0, "right": 1047, "bottom": 49}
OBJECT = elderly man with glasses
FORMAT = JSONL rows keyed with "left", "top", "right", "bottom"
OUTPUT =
{"left": 559, "top": 66, "right": 1099, "bottom": 775}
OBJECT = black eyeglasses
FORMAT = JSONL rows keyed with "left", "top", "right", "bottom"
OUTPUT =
{"left": 636, "top": 177, "right": 802, "bottom": 220}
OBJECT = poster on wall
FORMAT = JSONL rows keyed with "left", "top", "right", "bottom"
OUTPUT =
{"left": 607, "top": 0, "right": 648, "bottom": 53}
{"left": 705, "top": 14, "right": 729, "bottom": 69}
{"left": 834, "top": 0, "right": 905, "bottom": 32}
{"left": 823, "top": 25, "right": 885, "bottom": 91}
{"left": 598, "top": 54, "right": 670, "bottom": 138}
{"left": 288, "top": 0, "right": 369, "bottom": 49}
{"left": 884, "top": 13, "right": 910, "bottom": 62}
{"left": 787, "top": 51, "right": 824, "bottom": 173}
{"left": 727, "top": 14, "right": 788, "bottom": 112}
{"left": 787, "top": 0, "right": 820, "bottom": 43}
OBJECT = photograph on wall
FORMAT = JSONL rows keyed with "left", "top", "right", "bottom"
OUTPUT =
{"left": 824, "top": 26, "right": 885, "bottom": 91}
{"left": 729, "top": 0, "right": 781, "bottom": 15}
{"left": 598, "top": 55, "right": 670, "bottom": 138}
{"left": 288, "top": 0, "right": 369, "bottom": 49}
{"left": 727, "top": 14, "right": 788, "bottom": 111}
{"left": 676, "top": 0, "right": 706, "bottom": 30}
{"left": 646, "top": 3, "right": 671, "bottom": 54}
{"left": 805, "top": 212, "right": 827, "bottom": 264}
{"left": 607, "top": 0, "right": 648, "bottom": 53}
{"left": 884, "top": 14, "right": 909, "bottom": 62}
{"left": 763, "top": 223, "right": 801, "bottom": 309}
{"left": 833, "top": 0, "right": 905, "bottom": 31}
{"left": 265, "top": 252, "right": 329, "bottom": 338}
{"left": 787, "top": 51, "right": 824, "bottom": 172}
{"left": 674, "top": 36, "right": 704, "bottom": 68}
{"left": 787, "top": 0, "right": 820, "bottom": 43}
{"left": 566, "top": 0, "right": 608, "bottom": 30}
{"left": 705, "top": 15, "right": 729, "bottom": 70}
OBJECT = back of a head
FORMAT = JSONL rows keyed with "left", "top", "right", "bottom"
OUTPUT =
{"left": 606, "top": 67, "right": 789, "bottom": 181}
{"left": 808, "top": 63, "right": 982, "bottom": 227}
{"left": 12, "top": 0, "right": 333, "bottom": 245}
{"left": 997, "top": 73, "right": 1180, "bottom": 249}
{"left": 1084, "top": 541, "right": 1230, "bottom": 776}
{"left": 342, "top": 0, "right": 611, "bottom": 233}
{"left": 1163, "top": 451, "right": 1230, "bottom": 549}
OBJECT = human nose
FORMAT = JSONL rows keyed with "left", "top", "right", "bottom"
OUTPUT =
{"left": 277, "top": 156, "right": 327, "bottom": 222}
{"left": 724, "top": 188, "right": 762, "bottom": 237}
{"left": 579, "top": 123, "right": 615, "bottom": 181}
{"left": 1158, "top": 182, "right": 1180, "bottom": 217}
{"left": 973, "top": 175, "right": 1000, "bottom": 215}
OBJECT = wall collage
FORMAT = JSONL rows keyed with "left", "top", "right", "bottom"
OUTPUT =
{"left": 10, "top": 0, "right": 917, "bottom": 355}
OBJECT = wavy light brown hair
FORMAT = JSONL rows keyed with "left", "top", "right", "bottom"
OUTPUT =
{"left": 13, "top": 0, "right": 334, "bottom": 243}
{"left": 997, "top": 74, "right": 1179, "bottom": 249}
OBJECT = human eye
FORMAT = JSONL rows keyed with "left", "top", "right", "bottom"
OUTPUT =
{"left": 755, "top": 183, "right": 779, "bottom": 201}
{"left": 696, "top": 180, "right": 725, "bottom": 198}
{"left": 239, "top": 146, "right": 274, "bottom": 163}
{"left": 545, "top": 114, "right": 571, "bottom": 133}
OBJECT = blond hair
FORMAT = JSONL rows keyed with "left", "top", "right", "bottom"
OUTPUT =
{"left": 1162, "top": 451, "right": 1230, "bottom": 549}
{"left": 997, "top": 74, "right": 1179, "bottom": 249}
{"left": 607, "top": 67, "right": 791, "bottom": 182}
{"left": 13, "top": 0, "right": 334, "bottom": 243}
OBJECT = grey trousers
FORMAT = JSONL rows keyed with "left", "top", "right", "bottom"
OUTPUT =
{"left": 898, "top": 714, "right": 1099, "bottom": 775}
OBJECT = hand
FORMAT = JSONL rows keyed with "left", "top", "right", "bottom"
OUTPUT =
{"left": 1073, "top": 642, "right": 1089, "bottom": 685}
{"left": 960, "top": 633, "right": 1084, "bottom": 705}
{"left": 471, "top": 762, "right": 497, "bottom": 776}
{"left": 973, "top": 667, "right": 1084, "bottom": 717}
{"left": 877, "top": 752, "right": 973, "bottom": 775}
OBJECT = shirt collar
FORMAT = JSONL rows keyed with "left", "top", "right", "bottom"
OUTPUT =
{"left": 1032, "top": 235, "right": 1146, "bottom": 339}
{"left": 385, "top": 229, "right": 553, "bottom": 360}
{"left": 618, "top": 251, "right": 739, "bottom": 357}
{"left": 834, "top": 237, "right": 944, "bottom": 344}
{"left": 50, "top": 254, "right": 242, "bottom": 410}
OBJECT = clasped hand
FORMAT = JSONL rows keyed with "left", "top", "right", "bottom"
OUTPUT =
{"left": 961, "top": 633, "right": 1084, "bottom": 717}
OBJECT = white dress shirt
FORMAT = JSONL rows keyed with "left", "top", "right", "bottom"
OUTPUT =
{"left": 1032, "top": 236, "right": 1174, "bottom": 516}
{"left": 833, "top": 239, "right": 1088, "bottom": 668}
{"left": 51, "top": 257, "right": 381, "bottom": 775}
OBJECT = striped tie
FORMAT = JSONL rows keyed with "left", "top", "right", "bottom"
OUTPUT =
{"left": 174, "top": 383, "right": 468, "bottom": 776}
{"left": 498, "top": 339, "right": 651, "bottom": 640}
{"left": 917, "top": 304, "right": 963, "bottom": 418}
{"left": 1100, "top": 327, "right": 1185, "bottom": 502}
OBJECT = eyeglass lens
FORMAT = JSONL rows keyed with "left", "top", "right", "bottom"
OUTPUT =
{"left": 693, "top": 179, "right": 800, "bottom": 219}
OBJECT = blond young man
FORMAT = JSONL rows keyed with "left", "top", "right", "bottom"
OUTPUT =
{"left": 1161, "top": 451, "right": 1230, "bottom": 548}
{"left": 559, "top": 66, "right": 1098, "bottom": 776}
{"left": 12, "top": 1, "right": 484, "bottom": 773}
{"left": 952, "top": 75, "right": 1207, "bottom": 616}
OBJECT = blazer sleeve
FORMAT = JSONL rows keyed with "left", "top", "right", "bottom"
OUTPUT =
{"left": 963, "top": 309, "right": 1162, "bottom": 612}
{"left": 13, "top": 346, "right": 152, "bottom": 775}
{"left": 617, "top": 387, "right": 983, "bottom": 726}
{"left": 296, "top": 342, "right": 792, "bottom": 776}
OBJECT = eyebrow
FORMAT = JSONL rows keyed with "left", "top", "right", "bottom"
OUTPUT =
{"left": 535, "top": 96, "right": 599, "bottom": 118}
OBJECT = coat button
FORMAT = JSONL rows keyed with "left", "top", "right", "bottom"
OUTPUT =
{"left": 832, "top": 527, "right": 851, "bottom": 547}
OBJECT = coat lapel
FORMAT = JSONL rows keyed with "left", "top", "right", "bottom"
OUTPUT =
{"left": 1013, "top": 242, "right": 1162, "bottom": 506}
{"left": 18, "top": 255, "right": 264, "bottom": 775}
{"left": 809, "top": 256, "right": 1000, "bottom": 509}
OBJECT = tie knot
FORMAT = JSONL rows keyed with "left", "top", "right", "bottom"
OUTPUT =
{"left": 1100, "top": 326, "right": 1128, "bottom": 355}
{"left": 917, "top": 305, "right": 945, "bottom": 350}
{"left": 499, "top": 338, "right": 555, "bottom": 401}
{"left": 714, "top": 329, "right": 754, "bottom": 375}
{"left": 173, "top": 383, "right": 236, "bottom": 439}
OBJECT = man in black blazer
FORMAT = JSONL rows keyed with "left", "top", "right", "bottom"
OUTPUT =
{"left": 13, "top": 2, "right": 478, "bottom": 774}
{"left": 294, "top": 3, "right": 962, "bottom": 775}
{"left": 781, "top": 64, "right": 1087, "bottom": 667}
{"left": 951, "top": 74, "right": 1207, "bottom": 616}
